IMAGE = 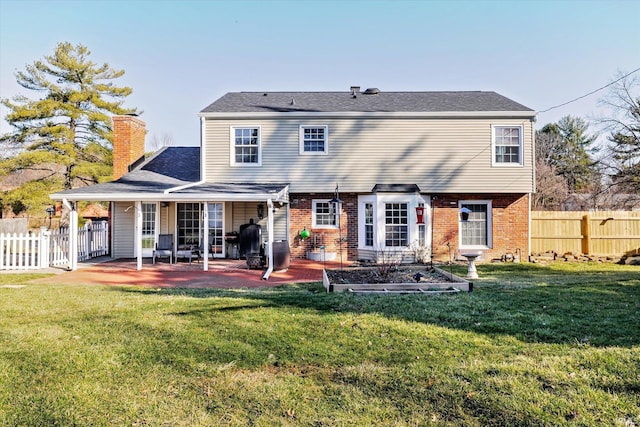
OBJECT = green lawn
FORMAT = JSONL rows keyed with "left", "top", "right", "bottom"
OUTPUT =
{"left": 0, "top": 263, "right": 638, "bottom": 426}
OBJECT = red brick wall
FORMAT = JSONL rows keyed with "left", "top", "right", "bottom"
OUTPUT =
{"left": 289, "top": 192, "right": 529, "bottom": 263}
{"left": 431, "top": 193, "right": 530, "bottom": 262}
{"left": 112, "top": 115, "right": 146, "bottom": 180}
{"left": 288, "top": 193, "right": 358, "bottom": 260}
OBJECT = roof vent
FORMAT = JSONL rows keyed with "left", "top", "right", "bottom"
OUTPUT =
{"left": 290, "top": 98, "right": 295, "bottom": 105}
{"left": 350, "top": 85, "right": 361, "bottom": 95}
{"left": 363, "top": 88, "right": 380, "bottom": 95}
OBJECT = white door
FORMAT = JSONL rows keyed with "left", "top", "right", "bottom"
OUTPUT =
{"left": 207, "top": 202, "right": 224, "bottom": 257}
{"left": 141, "top": 203, "right": 158, "bottom": 257}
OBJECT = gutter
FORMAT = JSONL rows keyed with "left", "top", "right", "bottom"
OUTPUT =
{"left": 261, "top": 198, "right": 275, "bottom": 280}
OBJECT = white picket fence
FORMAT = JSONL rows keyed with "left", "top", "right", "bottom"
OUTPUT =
{"left": 0, "top": 222, "right": 109, "bottom": 271}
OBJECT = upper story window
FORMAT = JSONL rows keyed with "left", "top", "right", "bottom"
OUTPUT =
{"left": 312, "top": 199, "right": 338, "bottom": 229}
{"left": 299, "top": 126, "right": 328, "bottom": 155}
{"left": 231, "top": 126, "right": 261, "bottom": 166}
{"left": 492, "top": 125, "right": 523, "bottom": 166}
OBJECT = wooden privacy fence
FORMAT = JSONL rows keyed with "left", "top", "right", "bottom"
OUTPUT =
{"left": 0, "top": 222, "right": 109, "bottom": 270}
{"left": 531, "top": 211, "right": 640, "bottom": 256}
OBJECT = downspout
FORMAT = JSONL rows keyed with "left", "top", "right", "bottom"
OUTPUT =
{"left": 430, "top": 195, "right": 436, "bottom": 268}
{"left": 62, "top": 198, "right": 78, "bottom": 271}
{"left": 261, "top": 198, "right": 274, "bottom": 280}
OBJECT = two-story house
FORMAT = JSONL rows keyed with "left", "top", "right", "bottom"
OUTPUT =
{"left": 51, "top": 87, "right": 536, "bottom": 274}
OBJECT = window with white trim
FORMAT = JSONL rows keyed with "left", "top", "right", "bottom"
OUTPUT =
{"left": 299, "top": 126, "right": 328, "bottom": 155}
{"left": 231, "top": 126, "right": 261, "bottom": 166}
{"left": 492, "top": 125, "right": 523, "bottom": 166}
{"left": 385, "top": 203, "right": 408, "bottom": 247}
{"left": 459, "top": 201, "right": 492, "bottom": 248}
{"left": 364, "top": 202, "right": 374, "bottom": 247}
{"left": 312, "top": 199, "right": 338, "bottom": 228}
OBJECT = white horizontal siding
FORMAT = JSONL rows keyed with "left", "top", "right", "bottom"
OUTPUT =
{"left": 203, "top": 116, "right": 534, "bottom": 193}
{"left": 228, "top": 202, "right": 288, "bottom": 243}
{"left": 112, "top": 202, "right": 135, "bottom": 258}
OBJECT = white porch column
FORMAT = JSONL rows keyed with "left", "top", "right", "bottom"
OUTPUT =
{"left": 135, "top": 200, "right": 143, "bottom": 271}
{"left": 262, "top": 199, "right": 274, "bottom": 280}
{"left": 202, "top": 202, "right": 209, "bottom": 271}
{"left": 67, "top": 200, "right": 78, "bottom": 271}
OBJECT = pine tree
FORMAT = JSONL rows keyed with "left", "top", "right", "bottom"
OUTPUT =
{"left": 537, "top": 116, "right": 597, "bottom": 193}
{"left": 0, "top": 42, "right": 138, "bottom": 216}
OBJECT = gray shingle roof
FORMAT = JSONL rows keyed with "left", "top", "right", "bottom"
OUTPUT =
{"left": 51, "top": 146, "right": 289, "bottom": 201}
{"left": 200, "top": 90, "right": 534, "bottom": 113}
{"left": 52, "top": 147, "right": 200, "bottom": 197}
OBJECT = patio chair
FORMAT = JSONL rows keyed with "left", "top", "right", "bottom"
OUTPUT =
{"left": 195, "top": 240, "right": 213, "bottom": 262}
{"left": 153, "top": 234, "right": 173, "bottom": 264}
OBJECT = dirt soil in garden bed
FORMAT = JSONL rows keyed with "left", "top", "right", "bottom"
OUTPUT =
{"left": 326, "top": 265, "right": 453, "bottom": 284}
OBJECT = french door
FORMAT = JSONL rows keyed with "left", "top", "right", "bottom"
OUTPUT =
{"left": 207, "top": 203, "right": 224, "bottom": 257}
{"left": 141, "top": 202, "right": 158, "bottom": 257}
{"left": 176, "top": 202, "right": 224, "bottom": 257}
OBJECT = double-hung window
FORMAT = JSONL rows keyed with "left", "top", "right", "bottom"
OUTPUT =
{"left": 385, "top": 203, "right": 408, "bottom": 247}
{"left": 312, "top": 199, "right": 338, "bottom": 228}
{"left": 492, "top": 125, "right": 523, "bottom": 166}
{"left": 231, "top": 126, "right": 261, "bottom": 166}
{"left": 299, "top": 125, "right": 328, "bottom": 155}
{"left": 459, "top": 201, "right": 492, "bottom": 248}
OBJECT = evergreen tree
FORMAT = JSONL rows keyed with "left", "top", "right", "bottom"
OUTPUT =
{"left": 537, "top": 115, "right": 597, "bottom": 193}
{"left": 0, "top": 42, "right": 138, "bottom": 216}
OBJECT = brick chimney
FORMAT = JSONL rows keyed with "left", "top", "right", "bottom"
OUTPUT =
{"left": 112, "top": 115, "right": 146, "bottom": 180}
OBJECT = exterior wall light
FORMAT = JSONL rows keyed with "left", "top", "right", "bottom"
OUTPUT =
{"left": 46, "top": 206, "right": 55, "bottom": 229}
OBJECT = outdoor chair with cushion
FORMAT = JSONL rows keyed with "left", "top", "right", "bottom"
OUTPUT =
{"left": 153, "top": 234, "right": 174, "bottom": 264}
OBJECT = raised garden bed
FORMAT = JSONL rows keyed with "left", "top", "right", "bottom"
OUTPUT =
{"left": 323, "top": 265, "right": 472, "bottom": 293}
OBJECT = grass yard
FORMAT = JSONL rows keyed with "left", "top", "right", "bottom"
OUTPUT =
{"left": 0, "top": 263, "right": 638, "bottom": 426}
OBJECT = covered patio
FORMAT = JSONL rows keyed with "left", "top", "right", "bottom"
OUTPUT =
{"left": 37, "top": 257, "right": 342, "bottom": 288}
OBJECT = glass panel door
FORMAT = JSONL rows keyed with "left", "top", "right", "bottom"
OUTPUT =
{"left": 177, "top": 203, "right": 200, "bottom": 249}
{"left": 141, "top": 203, "right": 157, "bottom": 257}
{"left": 207, "top": 203, "right": 224, "bottom": 257}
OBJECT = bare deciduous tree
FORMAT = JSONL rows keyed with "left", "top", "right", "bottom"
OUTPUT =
{"left": 597, "top": 71, "right": 640, "bottom": 197}
{"left": 147, "top": 132, "right": 174, "bottom": 152}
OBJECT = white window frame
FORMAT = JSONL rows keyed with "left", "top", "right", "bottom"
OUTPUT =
{"left": 384, "top": 201, "right": 410, "bottom": 247}
{"left": 357, "top": 194, "right": 430, "bottom": 252}
{"left": 458, "top": 200, "right": 492, "bottom": 249}
{"left": 364, "top": 201, "right": 374, "bottom": 247}
{"left": 299, "top": 125, "right": 328, "bottom": 155}
{"left": 230, "top": 126, "right": 262, "bottom": 167}
{"left": 312, "top": 199, "right": 339, "bottom": 229}
{"left": 491, "top": 125, "right": 523, "bottom": 167}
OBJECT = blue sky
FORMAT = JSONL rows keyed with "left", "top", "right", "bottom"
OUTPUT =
{"left": 1, "top": 0, "right": 639, "bottom": 147}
